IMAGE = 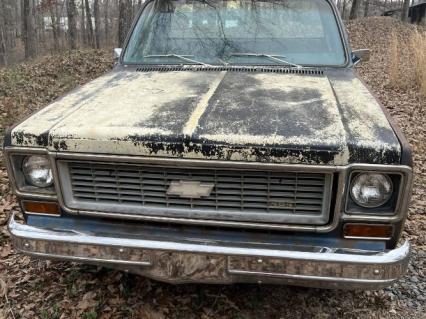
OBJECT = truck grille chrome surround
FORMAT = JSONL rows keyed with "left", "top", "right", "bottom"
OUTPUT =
{"left": 58, "top": 160, "right": 333, "bottom": 226}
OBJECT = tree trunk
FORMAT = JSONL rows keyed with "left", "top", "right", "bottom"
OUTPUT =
{"left": 22, "top": 0, "right": 37, "bottom": 59}
{"left": 67, "top": 0, "right": 78, "bottom": 49}
{"left": 0, "top": 1, "right": 8, "bottom": 66}
{"left": 342, "top": 0, "right": 348, "bottom": 19}
{"left": 118, "top": 0, "right": 126, "bottom": 46}
{"left": 349, "top": 0, "right": 362, "bottom": 19}
{"left": 49, "top": 4, "right": 60, "bottom": 51}
{"left": 104, "top": 0, "right": 109, "bottom": 47}
{"left": 81, "top": 0, "right": 87, "bottom": 46}
{"left": 0, "top": 23, "right": 7, "bottom": 66}
{"left": 94, "top": 0, "right": 101, "bottom": 49}
{"left": 36, "top": 0, "right": 45, "bottom": 46}
{"left": 85, "top": 0, "right": 94, "bottom": 48}
{"left": 364, "top": 0, "right": 370, "bottom": 17}
{"left": 118, "top": 0, "right": 132, "bottom": 46}
{"left": 401, "top": 0, "right": 410, "bottom": 22}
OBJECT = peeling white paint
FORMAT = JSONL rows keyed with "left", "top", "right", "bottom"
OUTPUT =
{"left": 12, "top": 70, "right": 219, "bottom": 146}
{"left": 183, "top": 71, "right": 227, "bottom": 136}
{"left": 10, "top": 70, "right": 401, "bottom": 166}
{"left": 329, "top": 77, "right": 401, "bottom": 152}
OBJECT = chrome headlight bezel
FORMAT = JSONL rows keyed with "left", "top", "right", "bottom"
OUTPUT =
{"left": 346, "top": 170, "right": 403, "bottom": 216}
{"left": 5, "top": 150, "right": 56, "bottom": 197}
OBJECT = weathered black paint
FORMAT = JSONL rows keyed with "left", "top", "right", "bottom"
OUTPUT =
{"left": 197, "top": 73, "right": 334, "bottom": 137}
{"left": 121, "top": 134, "right": 339, "bottom": 164}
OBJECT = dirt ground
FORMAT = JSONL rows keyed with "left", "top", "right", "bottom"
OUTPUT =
{"left": 0, "top": 17, "right": 425, "bottom": 319}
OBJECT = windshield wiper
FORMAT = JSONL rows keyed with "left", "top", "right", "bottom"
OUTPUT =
{"left": 229, "top": 53, "right": 302, "bottom": 68}
{"left": 143, "top": 54, "right": 211, "bottom": 66}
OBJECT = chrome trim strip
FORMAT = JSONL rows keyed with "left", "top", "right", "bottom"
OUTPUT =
{"left": 25, "top": 251, "right": 152, "bottom": 267}
{"left": 226, "top": 270, "right": 397, "bottom": 285}
{"left": 8, "top": 213, "right": 410, "bottom": 288}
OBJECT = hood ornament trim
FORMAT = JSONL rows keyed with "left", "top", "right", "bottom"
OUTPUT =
{"left": 167, "top": 180, "right": 214, "bottom": 199}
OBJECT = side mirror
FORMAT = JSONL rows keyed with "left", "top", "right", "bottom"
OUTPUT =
{"left": 114, "top": 48, "right": 123, "bottom": 63}
{"left": 351, "top": 49, "right": 371, "bottom": 66}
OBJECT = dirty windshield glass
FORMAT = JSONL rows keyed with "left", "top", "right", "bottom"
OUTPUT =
{"left": 124, "top": 0, "right": 346, "bottom": 66}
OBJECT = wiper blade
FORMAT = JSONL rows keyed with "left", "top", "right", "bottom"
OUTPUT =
{"left": 143, "top": 54, "right": 211, "bottom": 66}
{"left": 229, "top": 53, "right": 302, "bottom": 68}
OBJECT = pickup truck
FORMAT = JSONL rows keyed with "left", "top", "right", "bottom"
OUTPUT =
{"left": 5, "top": 0, "right": 413, "bottom": 289}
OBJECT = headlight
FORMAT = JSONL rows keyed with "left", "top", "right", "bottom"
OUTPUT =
{"left": 22, "top": 155, "right": 53, "bottom": 188}
{"left": 350, "top": 173, "right": 393, "bottom": 208}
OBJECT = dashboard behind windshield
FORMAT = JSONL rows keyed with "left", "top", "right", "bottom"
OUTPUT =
{"left": 123, "top": 0, "right": 347, "bottom": 66}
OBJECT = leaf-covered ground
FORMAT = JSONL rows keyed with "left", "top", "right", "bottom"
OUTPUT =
{"left": 0, "top": 18, "right": 425, "bottom": 319}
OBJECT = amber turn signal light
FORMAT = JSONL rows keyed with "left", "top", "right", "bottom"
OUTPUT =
{"left": 22, "top": 201, "right": 61, "bottom": 216}
{"left": 344, "top": 223, "right": 393, "bottom": 239}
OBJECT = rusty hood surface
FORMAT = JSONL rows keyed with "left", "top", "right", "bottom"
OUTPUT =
{"left": 8, "top": 69, "right": 401, "bottom": 165}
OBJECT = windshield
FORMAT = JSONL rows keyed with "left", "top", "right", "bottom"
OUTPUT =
{"left": 124, "top": 0, "right": 346, "bottom": 66}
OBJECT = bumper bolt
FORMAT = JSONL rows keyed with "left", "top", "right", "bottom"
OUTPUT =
{"left": 257, "top": 259, "right": 263, "bottom": 264}
{"left": 24, "top": 243, "right": 30, "bottom": 248}
{"left": 373, "top": 269, "right": 380, "bottom": 275}
{"left": 119, "top": 248, "right": 124, "bottom": 253}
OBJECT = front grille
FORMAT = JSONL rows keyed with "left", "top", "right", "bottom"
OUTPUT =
{"left": 58, "top": 160, "right": 333, "bottom": 226}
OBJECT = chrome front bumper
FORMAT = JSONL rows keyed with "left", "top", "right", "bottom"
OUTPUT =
{"left": 8, "top": 213, "right": 410, "bottom": 290}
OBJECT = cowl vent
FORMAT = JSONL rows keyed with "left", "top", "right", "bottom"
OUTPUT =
{"left": 134, "top": 65, "right": 325, "bottom": 76}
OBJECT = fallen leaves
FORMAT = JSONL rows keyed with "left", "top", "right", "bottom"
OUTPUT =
{"left": 0, "top": 278, "right": 7, "bottom": 297}
{"left": 0, "top": 50, "right": 113, "bottom": 140}
{"left": 78, "top": 291, "right": 98, "bottom": 311}
{"left": 0, "top": 244, "right": 11, "bottom": 258}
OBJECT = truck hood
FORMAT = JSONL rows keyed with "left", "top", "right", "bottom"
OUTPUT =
{"left": 9, "top": 69, "right": 401, "bottom": 165}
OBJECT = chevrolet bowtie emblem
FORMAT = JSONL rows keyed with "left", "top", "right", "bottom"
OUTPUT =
{"left": 167, "top": 180, "right": 214, "bottom": 198}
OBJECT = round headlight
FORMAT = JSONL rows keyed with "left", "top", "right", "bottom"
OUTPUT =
{"left": 22, "top": 155, "right": 53, "bottom": 188}
{"left": 350, "top": 173, "right": 393, "bottom": 208}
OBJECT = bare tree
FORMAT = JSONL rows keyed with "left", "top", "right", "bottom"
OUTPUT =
{"left": 0, "top": 13, "right": 7, "bottom": 66}
{"left": 364, "top": 0, "right": 370, "bottom": 17}
{"left": 349, "top": 0, "right": 362, "bottom": 19}
{"left": 66, "top": 0, "right": 77, "bottom": 49}
{"left": 0, "top": 0, "right": 8, "bottom": 66}
{"left": 94, "top": 0, "right": 101, "bottom": 48}
{"left": 84, "top": 0, "right": 94, "bottom": 47}
{"left": 118, "top": 0, "right": 132, "bottom": 46}
{"left": 0, "top": 0, "right": 153, "bottom": 66}
{"left": 341, "top": 0, "right": 348, "bottom": 19}
{"left": 80, "top": 0, "right": 87, "bottom": 45}
{"left": 22, "top": 0, "right": 37, "bottom": 58}
{"left": 104, "top": 0, "right": 110, "bottom": 47}
{"left": 401, "top": 0, "right": 410, "bottom": 22}
{"left": 49, "top": 1, "right": 60, "bottom": 51}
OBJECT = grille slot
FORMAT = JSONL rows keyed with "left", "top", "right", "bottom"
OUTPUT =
{"left": 59, "top": 161, "right": 333, "bottom": 226}
{"left": 135, "top": 65, "right": 325, "bottom": 75}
